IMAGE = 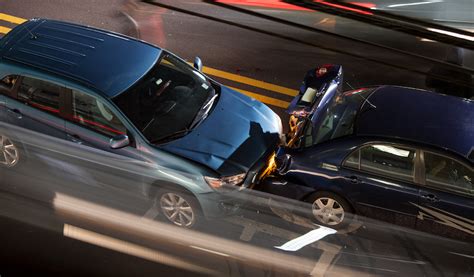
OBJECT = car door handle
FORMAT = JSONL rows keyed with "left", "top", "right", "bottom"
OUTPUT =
{"left": 421, "top": 194, "right": 439, "bottom": 202}
{"left": 67, "top": 133, "right": 83, "bottom": 144}
{"left": 7, "top": 108, "right": 22, "bottom": 119}
{"left": 346, "top": 176, "right": 361, "bottom": 184}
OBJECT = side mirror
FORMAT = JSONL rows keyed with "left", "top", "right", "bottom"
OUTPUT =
{"left": 110, "top": 134, "right": 130, "bottom": 149}
{"left": 193, "top": 56, "right": 203, "bottom": 71}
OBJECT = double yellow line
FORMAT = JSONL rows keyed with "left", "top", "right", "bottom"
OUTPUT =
{"left": 0, "top": 12, "right": 26, "bottom": 34}
{"left": 0, "top": 12, "right": 296, "bottom": 108}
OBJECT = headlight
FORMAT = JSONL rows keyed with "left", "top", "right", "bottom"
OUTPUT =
{"left": 204, "top": 173, "right": 246, "bottom": 189}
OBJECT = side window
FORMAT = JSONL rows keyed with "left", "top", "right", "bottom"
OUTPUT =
{"left": 424, "top": 152, "right": 473, "bottom": 196}
{"left": 17, "top": 77, "right": 61, "bottom": 115}
{"left": 72, "top": 90, "right": 126, "bottom": 137}
{"left": 0, "top": 75, "right": 19, "bottom": 96}
{"left": 359, "top": 144, "right": 416, "bottom": 182}
{"left": 343, "top": 149, "right": 360, "bottom": 169}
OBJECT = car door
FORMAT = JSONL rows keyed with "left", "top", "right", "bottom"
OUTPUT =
{"left": 416, "top": 151, "right": 474, "bottom": 241}
{"left": 1, "top": 75, "right": 68, "bottom": 203}
{"left": 342, "top": 143, "right": 421, "bottom": 228}
{"left": 62, "top": 88, "right": 152, "bottom": 213}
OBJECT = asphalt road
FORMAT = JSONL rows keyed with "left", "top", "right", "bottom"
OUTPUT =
{"left": 0, "top": 1, "right": 473, "bottom": 276}
{"left": 2, "top": 0, "right": 472, "bottom": 118}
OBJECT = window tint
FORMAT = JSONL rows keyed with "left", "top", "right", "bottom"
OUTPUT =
{"left": 343, "top": 149, "right": 360, "bottom": 169}
{"left": 360, "top": 144, "right": 416, "bottom": 182}
{"left": 17, "top": 77, "right": 61, "bottom": 115}
{"left": 72, "top": 90, "right": 126, "bottom": 137}
{"left": 424, "top": 152, "right": 473, "bottom": 196}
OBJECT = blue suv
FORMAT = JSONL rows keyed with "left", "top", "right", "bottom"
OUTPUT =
{"left": 0, "top": 19, "right": 282, "bottom": 228}
{"left": 261, "top": 65, "right": 473, "bottom": 241}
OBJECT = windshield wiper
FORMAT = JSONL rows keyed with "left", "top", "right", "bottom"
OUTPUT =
{"left": 189, "top": 93, "right": 218, "bottom": 129}
{"left": 150, "top": 128, "right": 191, "bottom": 144}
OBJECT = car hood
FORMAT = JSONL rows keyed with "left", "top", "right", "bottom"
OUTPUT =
{"left": 160, "top": 86, "right": 282, "bottom": 176}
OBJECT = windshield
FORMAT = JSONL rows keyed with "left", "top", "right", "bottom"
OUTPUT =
{"left": 311, "top": 88, "right": 375, "bottom": 145}
{"left": 113, "top": 52, "right": 216, "bottom": 143}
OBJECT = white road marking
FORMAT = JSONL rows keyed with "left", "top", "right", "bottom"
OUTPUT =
{"left": 275, "top": 227, "right": 337, "bottom": 252}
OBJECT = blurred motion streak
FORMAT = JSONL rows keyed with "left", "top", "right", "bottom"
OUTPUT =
{"left": 63, "top": 224, "right": 217, "bottom": 275}
{"left": 202, "top": 0, "right": 474, "bottom": 88}
{"left": 216, "top": 0, "right": 311, "bottom": 10}
{"left": 53, "top": 192, "right": 337, "bottom": 275}
{"left": 314, "top": 0, "right": 373, "bottom": 15}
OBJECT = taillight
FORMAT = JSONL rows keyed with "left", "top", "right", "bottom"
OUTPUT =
{"left": 316, "top": 67, "right": 328, "bottom": 77}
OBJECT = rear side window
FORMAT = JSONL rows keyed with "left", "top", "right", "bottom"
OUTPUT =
{"left": 72, "top": 90, "right": 126, "bottom": 137}
{"left": 424, "top": 152, "right": 473, "bottom": 196}
{"left": 17, "top": 77, "right": 61, "bottom": 115}
{"left": 344, "top": 144, "right": 416, "bottom": 182}
{"left": 0, "top": 75, "right": 18, "bottom": 95}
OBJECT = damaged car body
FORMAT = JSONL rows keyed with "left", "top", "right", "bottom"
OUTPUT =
{"left": 261, "top": 65, "right": 473, "bottom": 241}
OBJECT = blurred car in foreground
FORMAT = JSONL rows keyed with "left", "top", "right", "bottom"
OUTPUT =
{"left": 0, "top": 18, "right": 282, "bottom": 228}
{"left": 261, "top": 65, "right": 473, "bottom": 241}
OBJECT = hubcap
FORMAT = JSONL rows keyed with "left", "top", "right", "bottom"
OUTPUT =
{"left": 312, "top": 197, "right": 344, "bottom": 226}
{"left": 0, "top": 135, "right": 19, "bottom": 167}
{"left": 160, "top": 193, "right": 195, "bottom": 227}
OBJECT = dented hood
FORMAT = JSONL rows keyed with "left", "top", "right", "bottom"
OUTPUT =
{"left": 159, "top": 86, "right": 282, "bottom": 176}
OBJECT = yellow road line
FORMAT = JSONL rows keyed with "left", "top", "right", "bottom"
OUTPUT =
{"left": 203, "top": 66, "right": 298, "bottom": 97}
{"left": 0, "top": 26, "right": 11, "bottom": 34}
{"left": 229, "top": 86, "right": 289, "bottom": 109}
{"left": 0, "top": 13, "right": 27, "bottom": 25}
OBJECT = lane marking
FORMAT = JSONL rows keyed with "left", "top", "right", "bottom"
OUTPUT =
{"left": 203, "top": 66, "right": 298, "bottom": 97}
{"left": 0, "top": 26, "right": 11, "bottom": 34}
{"left": 229, "top": 86, "right": 289, "bottom": 108}
{"left": 275, "top": 227, "right": 337, "bottom": 252}
{"left": 0, "top": 13, "right": 27, "bottom": 24}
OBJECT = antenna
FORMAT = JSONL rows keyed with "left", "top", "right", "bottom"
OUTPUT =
{"left": 346, "top": 82, "right": 377, "bottom": 109}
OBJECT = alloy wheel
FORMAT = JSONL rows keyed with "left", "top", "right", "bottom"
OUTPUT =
{"left": 0, "top": 135, "right": 19, "bottom": 167}
{"left": 160, "top": 192, "right": 195, "bottom": 227}
{"left": 312, "top": 197, "right": 345, "bottom": 226}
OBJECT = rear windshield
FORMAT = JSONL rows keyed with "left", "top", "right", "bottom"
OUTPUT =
{"left": 312, "top": 88, "right": 375, "bottom": 145}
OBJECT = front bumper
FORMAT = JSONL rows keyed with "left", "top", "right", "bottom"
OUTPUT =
{"left": 196, "top": 190, "right": 242, "bottom": 219}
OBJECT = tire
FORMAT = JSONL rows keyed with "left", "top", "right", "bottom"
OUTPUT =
{"left": 156, "top": 187, "right": 202, "bottom": 229}
{"left": 306, "top": 191, "right": 353, "bottom": 229}
{"left": 0, "top": 134, "right": 21, "bottom": 168}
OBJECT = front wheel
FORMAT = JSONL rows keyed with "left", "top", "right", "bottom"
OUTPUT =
{"left": 307, "top": 191, "right": 353, "bottom": 229}
{"left": 157, "top": 189, "right": 201, "bottom": 229}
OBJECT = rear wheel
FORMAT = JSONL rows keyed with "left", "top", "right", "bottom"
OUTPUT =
{"left": 0, "top": 135, "right": 20, "bottom": 167}
{"left": 157, "top": 188, "right": 201, "bottom": 229}
{"left": 307, "top": 191, "right": 353, "bottom": 229}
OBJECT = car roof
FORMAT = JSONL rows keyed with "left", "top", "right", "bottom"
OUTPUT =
{"left": 355, "top": 86, "right": 474, "bottom": 161}
{"left": 0, "top": 18, "right": 161, "bottom": 98}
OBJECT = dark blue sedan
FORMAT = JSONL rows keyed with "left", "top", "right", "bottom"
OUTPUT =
{"left": 261, "top": 65, "right": 473, "bottom": 241}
